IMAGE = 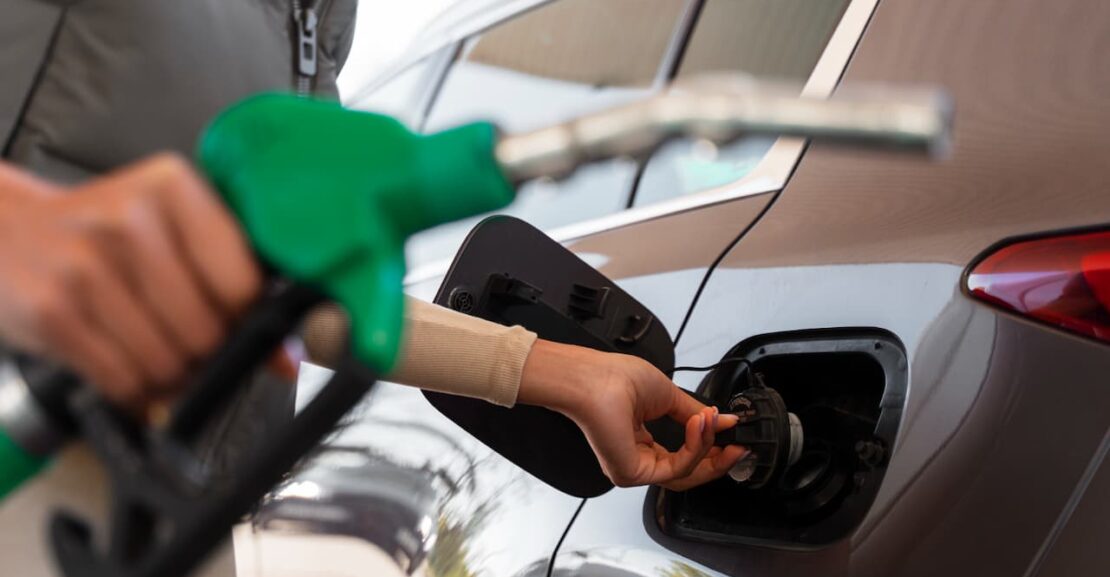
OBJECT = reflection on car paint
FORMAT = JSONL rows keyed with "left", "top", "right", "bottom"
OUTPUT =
{"left": 633, "top": 136, "right": 777, "bottom": 208}
{"left": 545, "top": 547, "right": 726, "bottom": 577}
{"left": 255, "top": 445, "right": 443, "bottom": 573}
{"left": 261, "top": 366, "right": 582, "bottom": 576}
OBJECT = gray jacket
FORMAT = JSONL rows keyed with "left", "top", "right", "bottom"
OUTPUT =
{"left": 0, "top": 0, "right": 358, "bottom": 495}
{"left": 2, "top": 0, "right": 357, "bottom": 181}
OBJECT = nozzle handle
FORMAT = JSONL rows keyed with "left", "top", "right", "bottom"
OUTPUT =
{"left": 48, "top": 281, "right": 377, "bottom": 577}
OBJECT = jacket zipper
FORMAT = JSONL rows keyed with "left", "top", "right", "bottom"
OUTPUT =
{"left": 292, "top": 0, "right": 319, "bottom": 96}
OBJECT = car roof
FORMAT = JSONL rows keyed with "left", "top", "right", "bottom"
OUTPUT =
{"left": 347, "top": 0, "right": 553, "bottom": 101}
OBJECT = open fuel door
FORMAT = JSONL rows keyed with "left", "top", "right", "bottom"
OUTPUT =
{"left": 426, "top": 216, "right": 674, "bottom": 498}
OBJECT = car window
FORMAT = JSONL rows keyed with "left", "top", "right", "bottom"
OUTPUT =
{"left": 370, "top": 0, "right": 856, "bottom": 269}
{"left": 346, "top": 54, "right": 442, "bottom": 127}
{"left": 425, "top": 0, "right": 685, "bottom": 132}
{"left": 631, "top": 0, "right": 851, "bottom": 208}
{"left": 406, "top": 0, "right": 691, "bottom": 267}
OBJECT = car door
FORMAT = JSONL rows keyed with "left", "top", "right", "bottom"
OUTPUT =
{"left": 293, "top": 0, "right": 876, "bottom": 575}
{"left": 551, "top": 1, "right": 1110, "bottom": 577}
{"left": 352, "top": 0, "right": 860, "bottom": 327}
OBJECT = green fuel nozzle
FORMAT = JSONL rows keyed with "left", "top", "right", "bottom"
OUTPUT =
{"left": 198, "top": 94, "right": 516, "bottom": 372}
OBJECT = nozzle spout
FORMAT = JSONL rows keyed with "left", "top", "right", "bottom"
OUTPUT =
{"left": 495, "top": 77, "right": 953, "bottom": 184}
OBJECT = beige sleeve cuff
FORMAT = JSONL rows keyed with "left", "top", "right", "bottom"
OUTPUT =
{"left": 387, "top": 298, "right": 536, "bottom": 407}
{"left": 301, "top": 298, "right": 537, "bottom": 407}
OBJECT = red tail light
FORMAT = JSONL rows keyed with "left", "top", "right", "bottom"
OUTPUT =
{"left": 967, "top": 230, "right": 1110, "bottom": 342}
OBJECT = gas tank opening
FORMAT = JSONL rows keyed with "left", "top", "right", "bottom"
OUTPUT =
{"left": 653, "top": 329, "right": 906, "bottom": 548}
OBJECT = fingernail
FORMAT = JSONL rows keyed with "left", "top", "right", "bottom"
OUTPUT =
{"left": 699, "top": 414, "right": 706, "bottom": 433}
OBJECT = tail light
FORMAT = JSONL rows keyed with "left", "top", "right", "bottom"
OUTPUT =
{"left": 967, "top": 230, "right": 1110, "bottom": 342}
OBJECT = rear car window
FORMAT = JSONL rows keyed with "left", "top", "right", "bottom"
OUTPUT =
{"left": 408, "top": 0, "right": 689, "bottom": 266}
{"left": 678, "top": 0, "right": 849, "bottom": 81}
{"left": 465, "top": 0, "right": 680, "bottom": 89}
{"left": 631, "top": 0, "right": 850, "bottom": 207}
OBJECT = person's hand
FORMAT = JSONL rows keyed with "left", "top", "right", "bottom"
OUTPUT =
{"left": 517, "top": 340, "right": 747, "bottom": 490}
{"left": 0, "top": 155, "right": 261, "bottom": 410}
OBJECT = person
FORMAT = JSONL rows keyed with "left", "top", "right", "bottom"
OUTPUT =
{"left": 0, "top": 157, "right": 746, "bottom": 490}
{"left": 0, "top": 0, "right": 745, "bottom": 495}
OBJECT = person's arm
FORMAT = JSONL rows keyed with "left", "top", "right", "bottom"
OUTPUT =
{"left": 515, "top": 340, "right": 746, "bottom": 490}
{"left": 390, "top": 298, "right": 536, "bottom": 406}
{"left": 0, "top": 154, "right": 741, "bottom": 491}
{"left": 304, "top": 298, "right": 533, "bottom": 406}
{"left": 304, "top": 299, "right": 747, "bottom": 490}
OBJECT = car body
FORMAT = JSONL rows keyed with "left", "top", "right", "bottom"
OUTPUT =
{"left": 254, "top": 445, "right": 443, "bottom": 573}
{"left": 254, "top": 0, "right": 1110, "bottom": 576}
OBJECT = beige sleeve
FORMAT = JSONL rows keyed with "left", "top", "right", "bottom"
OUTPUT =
{"left": 302, "top": 298, "right": 537, "bottom": 407}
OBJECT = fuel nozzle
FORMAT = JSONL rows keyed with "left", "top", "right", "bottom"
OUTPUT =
{"left": 495, "top": 77, "right": 952, "bottom": 184}
{"left": 715, "top": 370, "right": 804, "bottom": 489}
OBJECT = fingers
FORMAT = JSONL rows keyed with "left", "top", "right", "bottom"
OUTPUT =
{"left": 106, "top": 202, "right": 225, "bottom": 359}
{"left": 67, "top": 155, "right": 261, "bottom": 389}
{"left": 598, "top": 423, "right": 652, "bottom": 488}
{"left": 68, "top": 241, "right": 184, "bottom": 389}
{"left": 141, "top": 154, "right": 261, "bottom": 317}
{"left": 661, "top": 444, "right": 748, "bottom": 492}
{"left": 647, "top": 407, "right": 745, "bottom": 490}
{"left": 642, "top": 406, "right": 717, "bottom": 485}
{"left": 29, "top": 283, "right": 143, "bottom": 406}
{"left": 633, "top": 424, "right": 654, "bottom": 446}
{"left": 664, "top": 386, "right": 738, "bottom": 431}
{"left": 715, "top": 444, "right": 748, "bottom": 470}
{"left": 671, "top": 408, "right": 713, "bottom": 477}
{"left": 715, "top": 413, "right": 740, "bottom": 432}
{"left": 541, "top": 347, "right": 748, "bottom": 491}
{"left": 5, "top": 154, "right": 264, "bottom": 410}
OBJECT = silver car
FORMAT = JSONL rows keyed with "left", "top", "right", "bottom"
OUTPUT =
{"left": 260, "top": 0, "right": 1110, "bottom": 576}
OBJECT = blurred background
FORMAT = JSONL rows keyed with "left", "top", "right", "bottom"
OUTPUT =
{"left": 338, "top": 1, "right": 458, "bottom": 98}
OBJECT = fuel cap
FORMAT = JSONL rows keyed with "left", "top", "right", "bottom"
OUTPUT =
{"left": 717, "top": 382, "right": 803, "bottom": 489}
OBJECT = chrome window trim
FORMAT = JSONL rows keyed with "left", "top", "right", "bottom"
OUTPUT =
{"left": 544, "top": 0, "right": 879, "bottom": 241}
{"left": 402, "top": 0, "right": 879, "bottom": 285}
{"left": 654, "top": 0, "right": 706, "bottom": 89}
{"left": 416, "top": 35, "right": 478, "bottom": 133}
{"left": 343, "top": 0, "right": 557, "bottom": 107}
{"left": 349, "top": 0, "right": 702, "bottom": 108}
{"left": 413, "top": 43, "right": 461, "bottom": 130}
